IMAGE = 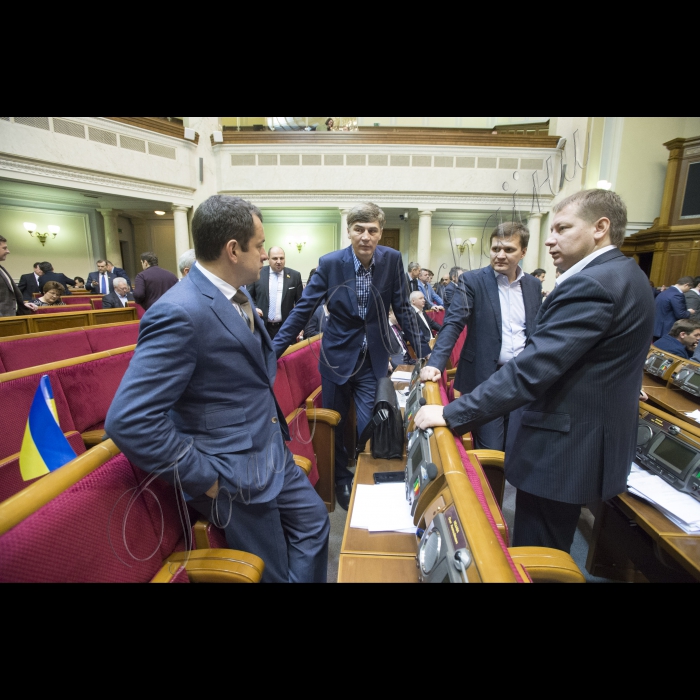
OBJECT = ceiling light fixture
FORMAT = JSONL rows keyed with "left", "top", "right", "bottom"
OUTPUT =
{"left": 154, "top": 211, "right": 166, "bottom": 216}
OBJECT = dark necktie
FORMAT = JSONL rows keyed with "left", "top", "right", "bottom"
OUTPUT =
{"left": 233, "top": 291, "right": 254, "bottom": 333}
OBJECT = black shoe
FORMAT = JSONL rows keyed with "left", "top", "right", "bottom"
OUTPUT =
{"left": 336, "top": 483, "right": 353, "bottom": 512}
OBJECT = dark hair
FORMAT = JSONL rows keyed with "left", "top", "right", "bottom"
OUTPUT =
{"left": 491, "top": 222, "right": 530, "bottom": 249}
{"left": 449, "top": 267, "right": 463, "bottom": 281}
{"left": 43, "top": 281, "right": 65, "bottom": 294}
{"left": 192, "top": 195, "right": 263, "bottom": 262}
{"left": 670, "top": 320, "right": 700, "bottom": 338}
{"left": 308, "top": 268, "right": 317, "bottom": 285}
{"left": 96, "top": 259, "right": 107, "bottom": 266}
{"left": 140, "top": 253, "right": 159, "bottom": 267}
{"left": 531, "top": 269, "right": 546, "bottom": 277}
{"left": 694, "top": 277, "right": 700, "bottom": 289}
{"left": 33, "top": 262, "right": 42, "bottom": 269}
{"left": 74, "top": 277, "right": 85, "bottom": 284}
{"left": 0, "top": 235, "right": 6, "bottom": 244}
{"left": 325, "top": 118, "right": 334, "bottom": 127}
{"left": 39, "top": 262, "right": 54, "bottom": 273}
{"left": 678, "top": 277, "right": 695, "bottom": 287}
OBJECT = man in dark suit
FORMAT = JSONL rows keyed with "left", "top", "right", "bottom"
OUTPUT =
{"left": 422, "top": 223, "right": 542, "bottom": 451}
{"left": 17, "top": 263, "right": 43, "bottom": 300}
{"left": 442, "top": 266, "right": 463, "bottom": 312}
{"left": 273, "top": 203, "right": 422, "bottom": 510}
{"left": 407, "top": 262, "right": 421, "bottom": 294}
{"left": 304, "top": 302, "right": 328, "bottom": 339}
{"left": 654, "top": 277, "right": 695, "bottom": 341}
{"left": 105, "top": 196, "right": 329, "bottom": 583}
{"left": 106, "top": 260, "right": 130, "bottom": 289}
{"left": 133, "top": 253, "right": 179, "bottom": 311}
{"left": 101, "top": 278, "right": 135, "bottom": 309}
{"left": 87, "top": 260, "right": 116, "bottom": 295}
{"left": 0, "top": 236, "right": 38, "bottom": 317}
{"left": 685, "top": 277, "right": 700, "bottom": 312}
{"left": 249, "top": 247, "right": 303, "bottom": 340}
{"left": 410, "top": 291, "right": 442, "bottom": 357}
{"left": 416, "top": 190, "right": 655, "bottom": 553}
{"left": 653, "top": 320, "right": 700, "bottom": 359}
{"left": 388, "top": 309, "right": 413, "bottom": 371}
{"left": 38, "top": 262, "right": 73, "bottom": 296}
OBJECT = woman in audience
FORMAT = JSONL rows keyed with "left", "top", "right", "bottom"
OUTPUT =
{"left": 325, "top": 118, "right": 335, "bottom": 132}
{"left": 35, "top": 281, "right": 67, "bottom": 307}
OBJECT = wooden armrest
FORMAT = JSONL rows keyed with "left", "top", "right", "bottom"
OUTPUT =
{"left": 446, "top": 368, "right": 457, "bottom": 379}
{"left": 467, "top": 450, "right": 505, "bottom": 469}
{"left": 306, "top": 408, "right": 341, "bottom": 427}
{"left": 453, "top": 389, "right": 461, "bottom": 400}
{"left": 306, "top": 386, "right": 323, "bottom": 411}
{"left": 508, "top": 547, "right": 586, "bottom": 584}
{"left": 294, "top": 456, "right": 313, "bottom": 476}
{"left": 82, "top": 430, "right": 106, "bottom": 448}
{"left": 152, "top": 549, "right": 265, "bottom": 584}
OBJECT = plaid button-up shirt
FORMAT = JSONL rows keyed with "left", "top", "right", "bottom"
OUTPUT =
{"left": 352, "top": 249, "right": 375, "bottom": 348}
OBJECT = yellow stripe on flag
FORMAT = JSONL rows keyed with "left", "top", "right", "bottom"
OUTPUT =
{"left": 19, "top": 423, "right": 50, "bottom": 481}
{"left": 49, "top": 398, "right": 58, "bottom": 423}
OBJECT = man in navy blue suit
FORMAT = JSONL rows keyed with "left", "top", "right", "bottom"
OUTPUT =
{"left": 273, "top": 203, "right": 421, "bottom": 510}
{"left": 421, "top": 222, "right": 543, "bottom": 451}
{"left": 654, "top": 277, "right": 695, "bottom": 341}
{"left": 653, "top": 320, "right": 700, "bottom": 359}
{"left": 416, "top": 190, "right": 654, "bottom": 553}
{"left": 106, "top": 195, "right": 329, "bottom": 583}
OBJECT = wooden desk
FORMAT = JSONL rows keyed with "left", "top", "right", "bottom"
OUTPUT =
{"left": 338, "top": 555, "right": 419, "bottom": 584}
{"left": 644, "top": 385, "right": 700, "bottom": 426}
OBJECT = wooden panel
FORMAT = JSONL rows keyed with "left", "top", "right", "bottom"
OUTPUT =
{"left": 104, "top": 117, "right": 199, "bottom": 144}
{"left": 660, "top": 537, "right": 700, "bottom": 581}
{"left": 665, "top": 252, "right": 687, "bottom": 286}
{"left": 0, "top": 318, "right": 30, "bottom": 338}
{"left": 382, "top": 229, "right": 400, "bottom": 252}
{"left": 338, "top": 555, "right": 419, "bottom": 584}
{"left": 30, "top": 313, "right": 90, "bottom": 333}
{"left": 90, "top": 308, "right": 138, "bottom": 326}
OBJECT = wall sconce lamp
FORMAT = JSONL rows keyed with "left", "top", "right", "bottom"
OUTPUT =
{"left": 288, "top": 239, "right": 307, "bottom": 254}
{"left": 454, "top": 238, "right": 478, "bottom": 257}
{"left": 24, "top": 222, "right": 60, "bottom": 247}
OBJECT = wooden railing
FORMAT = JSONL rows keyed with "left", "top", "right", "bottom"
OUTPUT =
{"left": 0, "top": 308, "right": 138, "bottom": 338}
{"left": 104, "top": 117, "right": 200, "bottom": 144}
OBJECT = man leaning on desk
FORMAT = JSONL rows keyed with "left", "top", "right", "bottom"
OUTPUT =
{"left": 415, "top": 189, "right": 654, "bottom": 554}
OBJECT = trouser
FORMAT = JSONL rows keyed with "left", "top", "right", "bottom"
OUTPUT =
{"left": 322, "top": 350, "right": 377, "bottom": 487}
{"left": 189, "top": 447, "right": 330, "bottom": 584}
{"left": 266, "top": 321, "right": 283, "bottom": 340}
{"left": 512, "top": 489, "right": 583, "bottom": 554}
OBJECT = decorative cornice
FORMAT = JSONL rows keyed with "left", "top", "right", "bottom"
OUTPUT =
{"left": 0, "top": 155, "right": 195, "bottom": 202}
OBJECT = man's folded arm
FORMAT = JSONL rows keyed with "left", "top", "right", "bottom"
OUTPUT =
{"left": 443, "top": 276, "right": 615, "bottom": 434}
{"left": 427, "top": 279, "right": 473, "bottom": 373}
{"left": 105, "top": 302, "right": 220, "bottom": 497}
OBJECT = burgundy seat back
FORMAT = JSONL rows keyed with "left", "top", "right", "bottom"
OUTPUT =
{"left": 280, "top": 342, "right": 322, "bottom": 409}
{"left": 34, "top": 305, "right": 92, "bottom": 314}
{"left": 0, "top": 330, "right": 92, "bottom": 373}
{"left": 54, "top": 351, "right": 134, "bottom": 434}
{"left": 427, "top": 309, "right": 445, "bottom": 326}
{"left": 63, "top": 297, "right": 96, "bottom": 306}
{"left": 85, "top": 323, "right": 139, "bottom": 353}
{"left": 273, "top": 362, "right": 296, "bottom": 419}
{"left": 0, "top": 454, "right": 190, "bottom": 583}
{"left": 91, "top": 299, "right": 103, "bottom": 310}
{"left": 0, "top": 355, "right": 5, "bottom": 374}
{"left": 0, "top": 373, "right": 76, "bottom": 460}
{"left": 0, "top": 432, "right": 86, "bottom": 503}
{"left": 286, "top": 411, "right": 320, "bottom": 487}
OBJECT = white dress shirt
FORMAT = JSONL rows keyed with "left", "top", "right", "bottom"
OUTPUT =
{"left": 268, "top": 269, "right": 284, "bottom": 322}
{"left": 556, "top": 246, "right": 617, "bottom": 287}
{"left": 116, "top": 294, "right": 129, "bottom": 307}
{"left": 195, "top": 262, "right": 243, "bottom": 310}
{"left": 495, "top": 267, "right": 527, "bottom": 366}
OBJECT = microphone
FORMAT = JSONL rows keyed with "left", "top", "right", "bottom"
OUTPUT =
{"left": 426, "top": 463, "right": 438, "bottom": 481}
{"left": 419, "top": 398, "right": 427, "bottom": 407}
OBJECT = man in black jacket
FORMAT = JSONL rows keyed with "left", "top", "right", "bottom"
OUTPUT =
{"left": 38, "top": 262, "right": 74, "bottom": 296}
{"left": 442, "top": 267, "right": 463, "bottom": 312}
{"left": 17, "top": 263, "right": 43, "bottom": 300}
{"left": 249, "top": 247, "right": 303, "bottom": 341}
{"left": 102, "top": 278, "right": 135, "bottom": 309}
{"left": 0, "top": 236, "right": 37, "bottom": 316}
{"left": 410, "top": 291, "right": 442, "bottom": 358}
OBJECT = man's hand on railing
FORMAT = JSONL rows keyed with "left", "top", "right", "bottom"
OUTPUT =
{"left": 421, "top": 367, "right": 441, "bottom": 383}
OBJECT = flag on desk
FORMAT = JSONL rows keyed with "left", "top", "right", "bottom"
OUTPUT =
{"left": 19, "top": 375, "right": 77, "bottom": 481}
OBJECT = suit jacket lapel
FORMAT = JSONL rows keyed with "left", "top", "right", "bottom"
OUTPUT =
{"left": 521, "top": 277, "right": 541, "bottom": 337}
{"left": 343, "top": 248, "right": 360, "bottom": 317}
{"left": 483, "top": 268, "right": 503, "bottom": 340}
{"left": 364, "top": 247, "right": 386, "bottom": 322}
{"left": 582, "top": 248, "right": 625, "bottom": 271}
{"left": 0, "top": 266, "right": 14, "bottom": 292}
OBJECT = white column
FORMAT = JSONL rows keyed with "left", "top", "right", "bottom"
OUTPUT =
{"left": 97, "top": 209, "right": 123, "bottom": 267}
{"left": 172, "top": 205, "right": 192, "bottom": 272}
{"left": 417, "top": 209, "right": 435, "bottom": 271}
{"left": 523, "top": 212, "right": 543, "bottom": 274}
{"left": 340, "top": 208, "right": 351, "bottom": 246}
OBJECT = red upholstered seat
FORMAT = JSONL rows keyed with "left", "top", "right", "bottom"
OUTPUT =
{"left": 91, "top": 299, "right": 103, "bottom": 310}
{"left": 34, "top": 305, "right": 92, "bottom": 314}
{"left": 0, "top": 454, "right": 190, "bottom": 583}
{"left": 273, "top": 362, "right": 296, "bottom": 419}
{"left": 129, "top": 302, "right": 146, "bottom": 320}
{"left": 0, "top": 432, "right": 86, "bottom": 503}
{"left": 0, "top": 330, "right": 92, "bottom": 373}
{"left": 85, "top": 323, "right": 139, "bottom": 353}
{"left": 0, "top": 355, "right": 5, "bottom": 374}
{"left": 0, "top": 374, "right": 76, "bottom": 460}
{"left": 63, "top": 297, "right": 99, "bottom": 306}
{"left": 426, "top": 309, "right": 445, "bottom": 326}
{"left": 286, "top": 410, "right": 320, "bottom": 487}
{"left": 54, "top": 351, "right": 133, "bottom": 436}
{"left": 279, "top": 342, "right": 322, "bottom": 410}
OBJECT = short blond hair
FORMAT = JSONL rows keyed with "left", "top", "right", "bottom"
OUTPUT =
{"left": 554, "top": 189, "right": 628, "bottom": 247}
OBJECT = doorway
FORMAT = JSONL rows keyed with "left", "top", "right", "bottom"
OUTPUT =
{"left": 637, "top": 252, "right": 654, "bottom": 281}
{"left": 382, "top": 229, "right": 400, "bottom": 251}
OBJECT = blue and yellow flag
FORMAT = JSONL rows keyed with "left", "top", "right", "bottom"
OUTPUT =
{"left": 19, "top": 375, "right": 77, "bottom": 481}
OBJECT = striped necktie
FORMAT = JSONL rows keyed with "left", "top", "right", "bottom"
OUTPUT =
{"left": 233, "top": 290, "right": 254, "bottom": 333}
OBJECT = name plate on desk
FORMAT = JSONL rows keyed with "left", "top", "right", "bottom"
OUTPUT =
{"left": 637, "top": 408, "right": 700, "bottom": 502}
{"left": 671, "top": 362, "right": 700, "bottom": 398}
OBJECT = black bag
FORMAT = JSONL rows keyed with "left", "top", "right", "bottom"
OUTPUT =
{"left": 356, "top": 377, "right": 405, "bottom": 461}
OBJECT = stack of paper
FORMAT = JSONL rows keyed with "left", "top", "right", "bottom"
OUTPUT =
{"left": 685, "top": 410, "right": 700, "bottom": 423}
{"left": 391, "top": 371, "right": 413, "bottom": 384}
{"left": 350, "top": 483, "right": 417, "bottom": 534}
{"left": 396, "top": 390, "right": 408, "bottom": 409}
{"left": 628, "top": 464, "right": 700, "bottom": 534}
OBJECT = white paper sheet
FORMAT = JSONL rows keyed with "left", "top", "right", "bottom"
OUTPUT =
{"left": 350, "top": 483, "right": 417, "bottom": 534}
{"left": 685, "top": 410, "right": 700, "bottom": 423}
{"left": 391, "top": 371, "right": 413, "bottom": 384}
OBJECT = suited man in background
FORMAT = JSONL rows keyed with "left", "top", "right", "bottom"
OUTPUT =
{"left": 102, "top": 278, "right": 135, "bottom": 309}
{"left": 410, "top": 291, "right": 442, "bottom": 358}
{"left": 133, "top": 253, "right": 179, "bottom": 311}
{"left": 417, "top": 269, "right": 444, "bottom": 311}
{"left": 407, "top": 262, "right": 421, "bottom": 294}
{"left": 87, "top": 260, "right": 116, "bottom": 295}
{"left": 106, "top": 260, "right": 130, "bottom": 289}
{"left": 273, "top": 203, "right": 421, "bottom": 510}
{"left": 38, "top": 262, "right": 73, "bottom": 296}
{"left": 685, "top": 277, "right": 700, "bottom": 312}
{"left": 18, "top": 263, "right": 43, "bottom": 300}
{"left": 0, "top": 236, "right": 37, "bottom": 316}
{"left": 442, "top": 266, "right": 463, "bottom": 312}
{"left": 106, "top": 195, "right": 329, "bottom": 583}
{"left": 653, "top": 320, "right": 700, "bottom": 359}
{"left": 422, "top": 222, "right": 542, "bottom": 451}
{"left": 416, "top": 190, "right": 654, "bottom": 553}
{"left": 249, "top": 247, "right": 303, "bottom": 341}
{"left": 654, "top": 276, "right": 695, "bottom": 341}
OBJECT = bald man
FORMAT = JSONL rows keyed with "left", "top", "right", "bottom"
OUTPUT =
{"left": 249, "top": 247, "right": 304, "bottom": 341}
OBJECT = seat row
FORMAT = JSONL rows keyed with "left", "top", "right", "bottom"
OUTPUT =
{"left": 0, "top": 307, "right": 138, "bottom": 338}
